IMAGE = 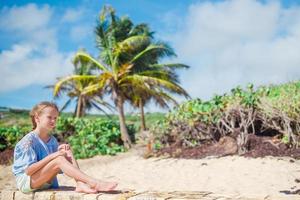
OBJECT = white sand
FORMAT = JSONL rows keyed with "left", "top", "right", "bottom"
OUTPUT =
{"left": 58, "top": 148, "right": 300, "bottom": 198}
{"left": 1, "top": 147, "right": 300, "bottom": 198}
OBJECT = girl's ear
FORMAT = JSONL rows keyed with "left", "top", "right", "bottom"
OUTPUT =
{"left": 34, "top": 115, "right": 39, "bottom": 124}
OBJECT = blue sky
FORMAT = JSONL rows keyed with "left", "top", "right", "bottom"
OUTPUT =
{"left": 1, "top": 0, "right": 300, "bottom": 113}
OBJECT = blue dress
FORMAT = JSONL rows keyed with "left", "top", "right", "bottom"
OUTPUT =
{"left": 12, "top": 132, "right": 60, "bottom": 188}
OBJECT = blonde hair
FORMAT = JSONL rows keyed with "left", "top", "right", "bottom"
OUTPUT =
{"left": 30, "top": 101, "right": 59, "bottom": 130}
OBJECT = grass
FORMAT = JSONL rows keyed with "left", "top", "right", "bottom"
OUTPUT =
{"left": 0, "top": 108, "right": 31, "bottom": 127}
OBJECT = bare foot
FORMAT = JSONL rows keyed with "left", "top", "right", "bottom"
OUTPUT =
{"left": 75, "top": 181, "right": 98, "bottom": 194}
{"left": 93, "top": 181, "right": 118, "bottom": 192}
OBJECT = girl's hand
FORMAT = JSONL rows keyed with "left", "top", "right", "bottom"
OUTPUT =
{"left": 51, "top": 150, "right": 67, "bottom": 160}
{"left": 58, "top": 143, "right": 70, "bottom": 151}
{"left": 58, "top": 143, "right": 74, "bottom": 162}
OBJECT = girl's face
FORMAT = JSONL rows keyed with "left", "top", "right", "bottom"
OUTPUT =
{"left": 35, "top": 107, "right": 59, "bottom": 131}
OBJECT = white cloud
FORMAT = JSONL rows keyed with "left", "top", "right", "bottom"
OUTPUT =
{"left": 0, "top": 44, "right": 73, "bottom": 92}
{"left": 0, "top": 4, "right": 51, "bottom": 32}
{"left": 61, "top": 7, "right": 92, "bottom": 43}
{"left": 0, "top": 4, "right": 74, "bottom": 93}
{"left": 166, "top": 0, "right": 300, "bottom": 100}
{"left": 70, "top": 25, "right": 91, "bottom": 41}
{"left": 61, "top": 8, "right": 85, "bottom": 23}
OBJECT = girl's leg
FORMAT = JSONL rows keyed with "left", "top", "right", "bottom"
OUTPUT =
{"left": 30, "top": 155, "right": 117, "bottom": 192}
{"left": 30, "top": 160, "right": 60, "bottom": 188}
{"left": 65, "top": 150, "right": 98, "bottom": 193}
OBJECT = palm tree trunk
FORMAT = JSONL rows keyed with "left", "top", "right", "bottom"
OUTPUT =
{"left": 81, "top": 98, "right": 86, "bottom": 117}
{"left": 76, "top": 96, "right": 82, "bottom": 118}
{"left": 139, "top": 99, "right": 146, "bottom": 131}
{"left": 116, "top": 95, "right": 132, "bottom": 149}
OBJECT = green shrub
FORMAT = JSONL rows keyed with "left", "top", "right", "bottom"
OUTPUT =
{"left": 152, "top": 81, "right": 300, "bottom": 151}
{"left": 55, "top": 117, "right": 135, "bottom": 159}
{"left": 0, "top": 126, "right": 31, "bottom": 151}
{"left": 0, "top": 117, "right": 136, "bottom": 159}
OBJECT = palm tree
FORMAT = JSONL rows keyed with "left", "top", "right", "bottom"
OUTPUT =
{"left": 71, "top": 6, "right": 189, "bottom": 148}
{"left": 98, "top": 6, "right": 190, "bottom": 131}
{"left": 53, "top": 53, "right": 114, "bottom": 117}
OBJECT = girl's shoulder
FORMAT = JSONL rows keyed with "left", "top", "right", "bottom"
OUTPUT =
{"left": 16, "top": 132, "right": 36, "bottom": 150}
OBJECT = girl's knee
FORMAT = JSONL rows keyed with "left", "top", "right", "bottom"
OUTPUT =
{"left": 53, "top": 155, "right": 67, "bottom": 166}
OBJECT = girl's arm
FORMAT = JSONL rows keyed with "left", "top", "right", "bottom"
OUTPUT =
{"left": 25, "top": 151, "right": 66, "bottom": 176}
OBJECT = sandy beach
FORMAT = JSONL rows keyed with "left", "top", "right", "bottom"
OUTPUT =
{"left": 1, "top": 146, "right": 300, "bottom": 199}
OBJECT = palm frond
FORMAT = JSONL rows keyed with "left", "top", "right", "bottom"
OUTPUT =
{"left": 81, "top": 72, "right": 112, "bottom": 95}
{"left": 74, "top": 51, "right": 109, "bottom": 72}
{"left": 129, "top": 23, "right": 154, "bottom": 38}
{"left": 54, "top": 75, "right": 97, "bottom": 97}
{"left": 130, "top": 43, "right": 175, "bottom": 64}
{"left": 90, "top": 101, "right": 113, "bottom": 118}
{"left": 115, "top": 35, "right": 150, "bottom": 54}
{"left": 150, "top": 63, "right": 190, "bottom": 70}
{"left": 122, "top": 75, "right": 190, "bottom": 98}
{"left": 60, "top": 98, "right": 73, "bottom": 112}
{"left": 137, "top": 70, "right": 180, "bottom": 84}
{"left": 92, "top": 97, "right": 116, "bottom": 113}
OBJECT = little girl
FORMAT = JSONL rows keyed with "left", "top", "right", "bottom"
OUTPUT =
{"left": 12, "top": 101, "right": 117, "bottom": 193}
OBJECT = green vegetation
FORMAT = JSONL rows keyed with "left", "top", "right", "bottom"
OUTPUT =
{"left": 1, "top": 81, "right": 300, "bottom": 159}
{"left": 55, "top": 117, "right": 135, "bottom": 159}
{"left": 0, "top": 108, "right": 31, "bottom": 127}
{"left": 0, "top": 125, "right": 31, "bottom": 151}
{"left": 0, "top": 111, "right": 164, "bottom": 158}
{"left": 0, "top": 117, "right": 126, "bottom": 158}
{"left": 152, "top": 81, "right": 300, "bottom": 153}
